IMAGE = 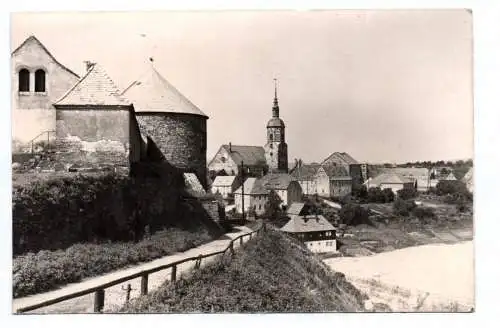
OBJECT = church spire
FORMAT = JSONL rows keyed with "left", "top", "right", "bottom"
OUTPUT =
{"left": 272, "top": 78, "right": 279, "bottom": 118}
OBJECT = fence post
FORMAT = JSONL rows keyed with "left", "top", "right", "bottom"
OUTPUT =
{"left": 171, "top": 265, "right": 177, "bottom": 282}
{"left": 141, "top": 274, "right": 148, "bottom": 295}
{"left": 93, "top": 289, "right": 105, "bottom": 313}
{"left": 229, "top": 241, "right": 234, "bottom": 255}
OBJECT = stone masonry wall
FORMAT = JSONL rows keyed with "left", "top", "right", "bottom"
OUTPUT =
{"left": 55, "top": 109, "right": 132, "bottom": 170}
{"left": 136, "top": 113, "right": 207, "bottom": 189}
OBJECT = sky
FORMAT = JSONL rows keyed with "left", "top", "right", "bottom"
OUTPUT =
{"left": 11, "top": 10, "right": 473, "bottom": 164}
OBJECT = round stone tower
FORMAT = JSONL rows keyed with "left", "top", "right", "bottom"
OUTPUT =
{"left": 122, "top": 61, "right": 208, "bottom": 188}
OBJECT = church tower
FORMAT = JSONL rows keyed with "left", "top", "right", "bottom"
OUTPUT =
{"left": 264, "top": 79, "right": 288, "bottom": 173}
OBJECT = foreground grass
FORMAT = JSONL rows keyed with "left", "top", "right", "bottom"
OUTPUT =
{"left": 120, "top": 229, "right": 366, "bottom": 313}
{"left": 13, "top": 228, "right": 215, "bottom": 298}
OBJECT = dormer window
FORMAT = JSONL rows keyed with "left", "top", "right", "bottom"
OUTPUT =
{"left": 35, "top": 69, "right": 46, "bottom": 92}
{"left": 18, "top": 69, "right": 30, "bottom": 92}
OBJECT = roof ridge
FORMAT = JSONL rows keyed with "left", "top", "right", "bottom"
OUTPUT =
{"left": 54, "top": 64, "right": 95, "bottom": 105}
{"left": 12, "top": 35, "right": 80, "bottom": 78}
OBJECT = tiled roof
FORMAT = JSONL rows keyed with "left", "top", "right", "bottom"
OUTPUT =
{"left": 234, "top": 178, "right": 269, "bottom": 195}
{"left": 321, "top": 165, "right": 351, "bottom": 179}
{"left": 222, "top": 145, "right": 266, "bottom": 167}
{"left": 289, "top": 163, "right": 321, "bottom": 180}
{"left": 287, "top": 202, "right": 306, "bottom": 216}
{"left": 259, "top": 173, "right": 296, "bottom": 190}
{"left": 212, "top": 175, "right": 237, "bottom": 186}
{"left": 55, "top": 63, "right": 131, "bottom": 106}
{"left": 183, "top": 173, "right": 206, "bottom": 197}
{"left": 367, "top": 173, "right": 414, "bottom": 186}
{"left": 281, "top": 215, "right": 335, "bottom": 233}
{"left": 322, "top": 152, "right": 359, "bottom": 166}
{"left": 122, "top": 64, "right": 207, "bottom": 117}
{"left": 12, "top": 35, "right": 79, "bottom": 78}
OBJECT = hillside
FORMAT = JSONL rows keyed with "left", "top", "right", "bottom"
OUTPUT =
{"left": 120, "top": 228, "right": 366, "bottom": 313}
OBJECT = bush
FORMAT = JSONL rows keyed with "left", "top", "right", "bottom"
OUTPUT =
{"left": 13, "top": 166, "right": 223, "bottom": 255}
{"left": 339, "top": 204, "right": 371, "bottom": 226}
{"left": 352, "top": 184, "right": 368, "bottom": 200}
{"left": 393, "top": 199, "right": 417, "bottom": 217}
{"left": 364, "top": 187, "right": 394, "bottom": 203}
{"left": 435, "top": 180, "right": 472, "bottom": 200}
{"left": 396, "top": 188, "right": 418, "bottom": 200}
{"left": 412, "top": 206, "right": 436, "bottom": 220}
{"left": 13, "top": 228, "right": 214, "bottom": 298}
{"left": 121, "top": 229, "right": 366, "bottom": 313}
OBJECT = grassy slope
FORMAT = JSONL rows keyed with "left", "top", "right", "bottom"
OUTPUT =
{"left": 120, "top": 229, "right": 366, "bottom": 313}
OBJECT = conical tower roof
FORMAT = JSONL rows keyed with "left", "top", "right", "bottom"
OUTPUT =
{"left": 55, "top": 63, "right": 131, "bottom": 106}
{"left": 122, "top": 62, "right": 208, "bottom": 118}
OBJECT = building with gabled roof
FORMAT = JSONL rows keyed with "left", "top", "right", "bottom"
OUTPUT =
{"left": 365, "top": 172, "right": 417, "bottom": 194}
{"left": 233, "top": 177, "right": 269, "bottom": 215}
{"left": 380, "top": 167, "right": 432, "bottom": 191}
{"left": 122, "top": 61, "right": 209, "bottom": 188}
{"left": 53, "top": 62, "right": 143, "bottom": 171}
{"left": 281, "top": 208, "right": 337, "bottom": 253}
{"left": 315, "top": 165, "right": 352, "bottom": 199}
{"left": 211, "top": 175, "right": 240, "bottom": 199}
{"left": 12, "top": 35, "right": 80, "bottom": 148}
{"left": 208, "top": 143, "right": 268, "bottom": 178}
{"left": 259, "top": 172, "right": 303, "bottom": 207}
{"left": 289, "top": 160, "right": 321, "bottom": 195}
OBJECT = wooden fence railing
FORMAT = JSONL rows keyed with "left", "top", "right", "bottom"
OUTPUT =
{"left": 15, "top": 223, "right": 266, "bottom": 314}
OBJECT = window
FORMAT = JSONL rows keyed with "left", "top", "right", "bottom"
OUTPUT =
{"left": 269, "top": 134, "right": 273, "bottom": 141}
{"left": 18, "top": 69, "right": 30, "bottom": 92}
{"left": 35, "top": 69, "right": 46, "bottom": 92}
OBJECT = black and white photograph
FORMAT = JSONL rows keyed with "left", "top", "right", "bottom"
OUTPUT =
{"left": 9, "top": 8, "right": 477, "bottom": 315}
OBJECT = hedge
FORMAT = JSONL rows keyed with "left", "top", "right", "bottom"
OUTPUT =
{"left": 13, "top": 163, "right": 222, "bottom": 255}
{"left": 13, "top": 228, "right": 213, "bottom": 298}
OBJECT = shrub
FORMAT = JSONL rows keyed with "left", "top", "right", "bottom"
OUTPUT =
{"left": 13, "top": 166, "right": 223, "bottom": 255}
{"left": 262, "top": 190, "right": 283, "bottom": 221}
{"left": 412, "top": 206, "right": 436, "bottom": 220}
{"left": 393, "top": 199, "right": 417, "bottom": 217}
{"left": 13, "top": 228, "right": 214, "bottom": 298}
{"left": 339, "top": 204, "right": 371, "bottom": 226}
{"left": 352, "top": 184, "right": 368, "bottom": 200}
{"left": 382, "top": 188, "right": 395, "bottom": 203}
{"left": 435, "top": 180, "right": 472, "bottom": 199}
{"left": 396, "top": 188, "right": 418, "bottom": 200}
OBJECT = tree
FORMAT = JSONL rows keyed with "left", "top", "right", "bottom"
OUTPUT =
{"left": 382, "top": 188, "right": 395, "bottom": 202}
{"left": 339, "top": 203, "right": 371, "bottom": 226}
{"left": 352, "top": 184, "right": 368, "bottom": 200}
{"left": 393, "top": 199, "right": 416, "bottom": 217}
{"left": 397, "top": 188, "right": 418, "bottom": 200}
{"left": 263, "top": 190, "right": 283, "bottom": 221}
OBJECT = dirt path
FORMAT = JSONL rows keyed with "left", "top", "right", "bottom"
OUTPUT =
{"left": 13, "top": 225, "right": 254, "bottom": 314}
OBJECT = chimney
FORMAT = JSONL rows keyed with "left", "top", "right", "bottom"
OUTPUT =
{"left": 229, "top": 142, "right": 232, "bottom": 152}
{"left": 83, "top": 61, "right": 95, "bottom": 72}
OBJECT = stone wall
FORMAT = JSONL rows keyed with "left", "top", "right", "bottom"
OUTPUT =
{"left": 136, "top": 113, "right": 207, "bottom": 188}
{"left": 55, "top": 108, "right": 133, "bottom": 170}
{"left": 11, "top": 37, "right": 80, "bottom": 143}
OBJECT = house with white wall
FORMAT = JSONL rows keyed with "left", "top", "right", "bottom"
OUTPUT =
{"left": 281, "top": 203, "right": 337, "bottom": 254}
{"left": 259, "top": 173, "right": 302, "bottom": 207}
{"left": 233, "top": 177, "right": 269, "bottom": 216}
{"left": 211, "top": 175, "right": 239, "bottom": 199}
